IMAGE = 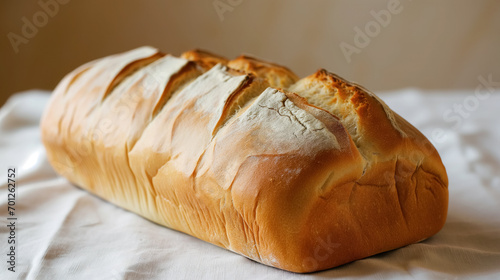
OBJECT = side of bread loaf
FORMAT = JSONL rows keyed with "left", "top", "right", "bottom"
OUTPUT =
{"left": 41, "top": 47, "right": 448, "bottom": 273}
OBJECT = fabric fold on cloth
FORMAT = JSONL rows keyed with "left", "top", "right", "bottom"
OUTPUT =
{"left": 1, "top": 89, "right": 499, "bottom": 280}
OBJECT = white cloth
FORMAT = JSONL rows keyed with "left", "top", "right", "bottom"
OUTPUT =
{"left": 1, "top": 89, "right": 499, "bottom": 280}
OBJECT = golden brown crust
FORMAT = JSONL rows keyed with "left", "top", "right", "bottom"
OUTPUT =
{"left": 181, "top": 49, "right": 229, "bottom": 70}
{"left": 285, "top": 69, "right": 448, "bottom": 271}
{"left": 228, "top": 55, "right": 299, "bottom": 88}
{"left": 40, "top": 47, "right": 448, "bottom": 273}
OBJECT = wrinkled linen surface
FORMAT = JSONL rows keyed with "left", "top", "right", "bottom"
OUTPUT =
{"left": 1, "top": 90, "right": 499, "bottom": 280}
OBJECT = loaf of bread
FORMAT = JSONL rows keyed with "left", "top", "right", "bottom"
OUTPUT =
{"left": 40, "top": 46, "right": 448, "bottom": 273}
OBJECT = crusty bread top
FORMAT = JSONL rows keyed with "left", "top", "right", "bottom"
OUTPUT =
{"left": 228, "top": 55, "right": 299, "bottom": 88}
{"left": 43, "top": 44, "right": 448, "bottom": 227}
{"left": 289, "top": 69, "right": 448, "bottom": 186}
{"left": 181, "top": 49, "right": 229, "bottom": 70}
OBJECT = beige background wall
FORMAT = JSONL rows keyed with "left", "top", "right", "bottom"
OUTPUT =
{"left": 1, "top": 0, "right": 499, "bottom": 106}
